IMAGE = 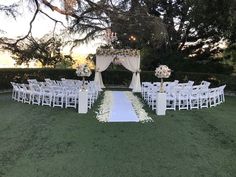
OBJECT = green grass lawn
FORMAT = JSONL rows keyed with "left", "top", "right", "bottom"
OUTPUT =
{"left": 0, "top": 92, "right": 236, "bottom": 177}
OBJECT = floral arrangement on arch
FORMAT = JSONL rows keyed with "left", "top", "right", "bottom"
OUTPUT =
{"left": 76, "top": 63, "right": 92, "bottom": 77}
{"left": 155, "top": 65, "right": 171, "bottom": 79}
{"left": 96, "top": 48, "right": 140, "bottom": 57}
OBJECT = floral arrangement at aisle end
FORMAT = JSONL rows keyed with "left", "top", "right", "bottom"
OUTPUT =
{"left": 76, "top": 63, "right": 92, "bottom": 90}
{"left": 76, "top": 63, "right": 92, "bottom": 77}
{"left": 155, "top": 65, "right": 171, "bottom": 78}
{"left": 155, "top": 65, "right": 171, "bottom": 92}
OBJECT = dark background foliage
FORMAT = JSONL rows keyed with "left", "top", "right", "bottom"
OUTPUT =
{"left": 1, "top": 68, "right": 235, "bottom": 91}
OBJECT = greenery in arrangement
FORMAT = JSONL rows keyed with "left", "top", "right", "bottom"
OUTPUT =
{"left": 0, "top": 93, "right": 236, "bottom": 177}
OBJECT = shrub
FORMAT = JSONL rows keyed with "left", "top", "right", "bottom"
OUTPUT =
{"left": 140, "top": 49, "right": 234, "bottom": 75}
{"left": 0, "top": 68, "right": 86, "bottom": 89}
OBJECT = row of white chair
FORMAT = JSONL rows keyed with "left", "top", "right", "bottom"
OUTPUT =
{"left": 11, "top": 78, "right": 100, "bottom": 111}
{"left": 142, "top": 80, "right": 226, "bottom": 111}
{"left": 27, "top": 78, "right": 89, "bottom": 88}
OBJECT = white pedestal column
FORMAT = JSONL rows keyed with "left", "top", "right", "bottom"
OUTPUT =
{"left": 156, "top": 92, "right": 166, "bottom": 116}
{"left": 78, "top": 90, "right": 88, "bottom": 114}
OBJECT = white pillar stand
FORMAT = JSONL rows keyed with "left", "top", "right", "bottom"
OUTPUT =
{"left": 78, "top": 90, "right": 88, "bottom": 114}
{"left": 156, "top": 92, "right": 166, "bottom": 116}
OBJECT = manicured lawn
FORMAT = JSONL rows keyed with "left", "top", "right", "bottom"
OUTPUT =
{"left": 0, "top": 92, "right": 236, "bottom": 177}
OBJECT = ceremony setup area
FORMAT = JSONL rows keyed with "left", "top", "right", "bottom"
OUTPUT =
{"left": 1, "top": 0, "right": 236, "bottom": 177}
{"left": 1, "top": 32, "right": 235, "bottom": 177}
{"left": 8, "top": 48, "right": 227, "bottom": 123}
{"left": 2, "top": 45, "right": 235, "bottom": 176}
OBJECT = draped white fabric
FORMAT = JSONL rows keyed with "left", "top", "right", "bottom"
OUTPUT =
{"left": 94, "top": 55, "right": 141, "bottom": 93}
{"left": 94, "top": 56, "right": 113, "bottom": 91}
{"left": 119, "top": 56, "right": 141, "bottom": 92}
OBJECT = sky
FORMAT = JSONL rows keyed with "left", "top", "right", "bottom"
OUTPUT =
{"left": 0, "top": 0, "right": 103, "bottom": 68}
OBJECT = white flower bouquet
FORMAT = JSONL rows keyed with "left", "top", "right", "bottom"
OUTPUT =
{"left": 155, "top": 65, "right": 171, "bottom": 78}
{"left": 76, "top": 64, "right": 92, "bottom": 77}
{"left": 155, "top": 65, "right": 171, "bottom": 92}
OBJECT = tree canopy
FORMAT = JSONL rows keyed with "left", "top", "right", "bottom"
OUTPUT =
{"left": 0, "top": 0, "right": 236, "bottom": 69}
{"left": 4, "top": 34, "right": 72, "bottom": 67}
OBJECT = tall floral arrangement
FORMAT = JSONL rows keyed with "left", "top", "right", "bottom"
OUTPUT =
{"left": 155, "top": 65, "right": 171, "bottom": 92}
{"left": 76, "top": 64, "right": 92, "bottom": 90}
{"left": 76, "top": 64, "right": 92, "bottom": 77}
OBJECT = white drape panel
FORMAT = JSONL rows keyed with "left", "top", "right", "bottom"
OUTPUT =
{"left": 94, "top": 56, "right": 113, "bottom": 90}
{"left": 94, "top": 54, "right": 141, "bottom": 93}
{"left": 120, "top": 56, "right": 141, "bottom": 92}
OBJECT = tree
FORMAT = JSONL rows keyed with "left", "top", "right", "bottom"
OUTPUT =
{"left": 0, "top": 2, "right": 19, "bottom": 34}
{"left": 55, "top": 55, "right": 75, "bottom": 68}
{"left": 0, "top": 3, "right": 19, "bottom": 19}
{"left": 4, "top": 34, "right": 71, "bottom": 67}
{"left": 144, "top": 0, "right": 235, "bottom": 56}
{"left": 223, "top": 44, "right": 236, "bottom": 71}
{"left": 1, "top": 0, "right": 236, "bottom": 65}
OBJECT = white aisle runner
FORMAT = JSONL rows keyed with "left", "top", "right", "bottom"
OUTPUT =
{"left": 109, "top": 91, "right": 139, "bottom": 122}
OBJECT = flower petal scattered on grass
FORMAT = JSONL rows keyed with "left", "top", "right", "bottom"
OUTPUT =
{"left": 96, "top": 91, "right": 112, "bottom": 122}
{"left": 125, "top": 91, "right": 153, "bottom": 123}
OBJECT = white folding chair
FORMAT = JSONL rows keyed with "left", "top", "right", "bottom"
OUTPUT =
{"left": 201, "top": 81, "right": 211, "bottom": 89}
{"left": 16, "top": 84, "right": 25, "bottom": 103}
{"left": 199, "top": 88, "right": 209, "bottom": 108}
{"left": 52, "top": 86, "right": 65, "bottom": 108}
{"left": 65, "top": 87, "right": 78, "bottom": 109}
{"left": 87, "top": 91, "right": 94, "bottom": 109}
{"left": 177, "top": 86, "right": 190, "bottom": 110}
{"left": 141, "top": 82, "right": 150, "bottom": 99}
{"left": 150, "top": 85, "right": 159, "bottom": 110}
{"left": 22, "top": 84, "right": 32, "bottom": 104}
{"left": 218, "top": 85, "right": 226, "bottom": 103}
{"left": 208, "top": 88, "right": 218, "bottom": 107}
{"left": 10, "top": 82, "right": 19, "bottom": 101}
{"left": 30, "top": 84, "right": 42, "bottom": 105}
{"left": 189, "top": 86, "right": 200, "bottom": 109}
{"left": 41, "top": 86, "right": 53, "bottom": 107}
{"left": 166, "top": 84, "right": 176, "bottom": 110}
{"left": 27, "top": 79, "right": 38, "bottom": 85}
{"left": 142, "top": 82, "right": 152, "bottom": 101}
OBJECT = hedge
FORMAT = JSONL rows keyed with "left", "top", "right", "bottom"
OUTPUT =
{"left": 0, "top": 68, "right": 236, "bottom": 91}
{"left": 0, "top": 68, "right": 94, "bottom": 89}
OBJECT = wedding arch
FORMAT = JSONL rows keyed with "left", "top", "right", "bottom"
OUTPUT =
{"left": 94, "top": 48, "right": 141, "bottom": 92}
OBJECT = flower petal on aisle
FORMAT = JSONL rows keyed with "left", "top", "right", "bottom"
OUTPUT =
{"left": 96, "top": 91, "right": 112, "bottom": 122}
{"left": 125, "top": 91, "right": 153, "bottom": 123}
